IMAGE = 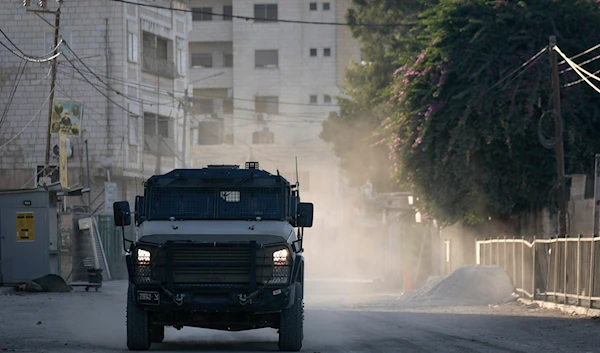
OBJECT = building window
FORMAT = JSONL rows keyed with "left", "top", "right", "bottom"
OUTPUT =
{"left": 191, "top": 53, "right": 213, "bottom": 68}
{"left": 128, "top": 32, "right": 138, "bottom": 63}
{"left": 142, "top": 32, "right": 175, "bottom": 78}
{"left": 144, "top": 112, "right": 170, "bottom": 139}
{"left": 323, "top": 2, "right": 330, "bottom": 11}
{"left": 192, "top": 7, "right": 212, "bottom": 21}
{"left": 309, "top": 95, "right": 318, "bottom": 104}
{"left": 223, "top": 5, "right": 233, "bottom": 21}
{"left": 128, "top": 145, "right": 138, "bottom": 163}
{"left": 224, "top": 53, "right": 233, "bottom": 67}
{"left": 309, "top": 2, "right": 317, "bottom": 10}
{"left": 156, "top": 37, "right": 168, "bottom": 60}
{"left": 176, "top": 38, "right": 185, "bottom": 75}
{"left": 324, "top": 94, "right": 332, "bottom": 104}
{"left": 193, "top": 99, "right": 215, "bottom": 115}
{"left": 197, "top": 120, "right": 223, "bottom": 145}
{"left": 223, "top": 99, "right": 233, "bottom": 114}
{"left": 310, "top": 48, "right": 317, "bottom": 57}
{"left": 255, "top": 96, "right": 279, "bottom": 114}
{"left": 254, "top": 4, "right": 278, "bottom": 22}
{"left": 324, "top": 48, "right": 331, "bottom": 57}
{"left": 129, "top": 113, "right": 138, "bottom": 145}
{"left": 255, "top": 50, "right": 278, "bottom": 68}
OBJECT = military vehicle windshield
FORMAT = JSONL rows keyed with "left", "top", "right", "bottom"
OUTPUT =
{"left": 146, "top": 186, "right": 286, "bottom": 220}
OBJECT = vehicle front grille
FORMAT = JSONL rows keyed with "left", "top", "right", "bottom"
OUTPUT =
{"left": 169, "top": 243, "right": 290, "bottom": 285}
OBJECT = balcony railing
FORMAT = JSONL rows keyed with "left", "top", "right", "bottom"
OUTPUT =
{"left": 142, "top": 56, "right": 176, "bottom": 79}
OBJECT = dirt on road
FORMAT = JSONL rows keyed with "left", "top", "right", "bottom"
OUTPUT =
{"left": 0, "top": 280, "right": 598, "bottom": 353}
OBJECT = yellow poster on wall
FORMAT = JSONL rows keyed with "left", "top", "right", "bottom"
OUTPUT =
{"left": 16, "top": 212, "right": 35, "bottom": 242}
{"left": 59, "top": 134, "right": 68, "bottom": 189}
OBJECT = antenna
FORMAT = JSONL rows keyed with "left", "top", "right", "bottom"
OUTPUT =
{"left": 295, "top": 156, "right": 300, "bottom": 189}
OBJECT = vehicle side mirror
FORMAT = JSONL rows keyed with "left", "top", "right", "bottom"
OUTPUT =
{"left": 134, "top": 196, "right": 144, "bottom": 225}
{"left": 297, "top": 202, "right": 313, "bottom": 228}
{"left": 113, "top": 201, "right": 131, "bottom": 227}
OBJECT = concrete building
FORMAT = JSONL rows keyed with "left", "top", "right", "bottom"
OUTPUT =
{"left": 0, "top": 0, "right": 191, "bottom": 211}
{"left": 187, "top": 0, "right": 362, "bottom": 235}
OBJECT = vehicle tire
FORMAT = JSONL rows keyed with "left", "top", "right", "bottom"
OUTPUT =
{"left": 278, "top": 296, "right": 303, "bottom": 351}
{"left": 127, "top": 285, "right": 151, "bottom": 351}
{"left": 150, "top": 325, "right": 165, "bottom": 343}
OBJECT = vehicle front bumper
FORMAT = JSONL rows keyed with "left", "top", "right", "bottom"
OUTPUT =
{"left": 132, "top": 282, "right": 299, "bottom": 313}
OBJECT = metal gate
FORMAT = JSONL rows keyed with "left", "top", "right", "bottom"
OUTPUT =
{"left": 96, "top": 215, "right": 134, "bottom": 280}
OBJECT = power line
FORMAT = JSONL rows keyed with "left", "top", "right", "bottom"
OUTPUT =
{"left": 58, "top": 63, "right": 340, "bottom": 110}
{"left": 557, "top": 42, "right": 600, "bottom": 65}
{"left": 0, "top": 40, "right": 62, "bottom": 63}
{"left": 57, "top": 65, "right": 331, "bottom": 122}
{"left": 0, "top": 27, "right": 64, "bottom": 61}
{"left": 564, "top": 68, "right": 600, "bottom": 87}
{"left": 110, "top": 0, "right": 408, "bottom": 27}
{"left": 0, "top": 61, "right": 28, "bottom": 131}
{"left": 0, "top": 88, "right": 53, "bottom": 150}
{"left": 554, "top": 45, "right": 600, "bottom": 94}
{"left": 559, "top": 53, "right": 600, "bottom": 74}
{"left": 485, "top": 46, "right": 547, "bottom": 93}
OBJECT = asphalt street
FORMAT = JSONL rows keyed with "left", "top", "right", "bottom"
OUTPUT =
{"left": 0, "top": 280, "right": 598, "bottom": 352}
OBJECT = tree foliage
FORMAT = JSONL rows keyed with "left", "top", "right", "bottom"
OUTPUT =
{"left": 387, "top": 0, "right": 600, "bottom": 225}
{"left": 321, "top": 0, "right": 434, "bottom": 191}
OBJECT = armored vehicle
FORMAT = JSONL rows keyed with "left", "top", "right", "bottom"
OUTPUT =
{"left": 113, "top": 162, "right": 313, "bottom": 351}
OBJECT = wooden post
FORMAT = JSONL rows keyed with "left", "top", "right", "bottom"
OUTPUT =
{"left": 576, "top": 234, "right": 581, "bottom": 306}
{"left": 590, "top": 237, "right": 596, "bottom": 308}
{"left": 512, "top": 237, "right": 517, "bottom": 288}
{"left": 532, "top": 236, "right": 537, "bottom": 299}
{"left": 549, "top": 35, "right": 568, "bottom": 237}
{"left": 521, "top": 236, "right": 525, "bottom": 295}
{"left": 564, "top": 236, "right": 568, "bottom": 303}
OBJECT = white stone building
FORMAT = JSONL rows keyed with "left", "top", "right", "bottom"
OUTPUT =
{"left": 187, "top": 0, "right": 361, "bottom": 232}
{"left": 0, "top": 0, "right": 191, "bottom": 211}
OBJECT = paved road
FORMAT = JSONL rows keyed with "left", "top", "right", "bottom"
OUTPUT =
{"left": 0, "top": 280, "right": 598, "bottom": 352}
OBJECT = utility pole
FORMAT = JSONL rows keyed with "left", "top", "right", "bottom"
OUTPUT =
{"left": 181, "top": 88, "right": 189, "bottom": 168}
{"left": 549, "top": 35, "right": 568, "bottom": 237}
{"left": 25, "top": 1, "right": 62, "bottom": 178}
{"left": 593, "top": 154, "right": 600, "bottom": 236}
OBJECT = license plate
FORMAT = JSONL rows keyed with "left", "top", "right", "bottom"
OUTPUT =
{"left": 137, "top": 291, "right": 160, "bottom": 305}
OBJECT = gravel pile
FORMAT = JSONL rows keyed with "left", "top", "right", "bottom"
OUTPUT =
{"left": 399, "top": 265, "right": 516, "bottom": 307}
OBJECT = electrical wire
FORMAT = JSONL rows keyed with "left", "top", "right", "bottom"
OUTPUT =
{"left": 554, "top": 45, "right": 600, "bottom": 94}
{"left": 557, "top": 41, "right": 600, "bottom": 65}
{"left": 0, "top": 27, "right": 64, "bottom": 60}
{"left": 0, "top": 61, "right": 28, "bottom": 130}
{"left": 110, "top": 0, "right": 408, "bottom": 27}
{"left": 0, "top": 40, "right": 62, "bottom": 63}
{"left": 0, "top": 88, "right": 53, "bottom": 150}
{"left": 485, "top": 46, "right": 547, "bottom": 93}
{"left": 564, "top": 68, "right": 600, "bottom": 87}
{"left": 559, "top": 53, "right": 600, "bottom": 74}
{"left": 58, "top": 63, "right": 340, "bottom": 110}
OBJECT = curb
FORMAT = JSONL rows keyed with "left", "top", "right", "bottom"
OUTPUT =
{"left": 518, "top": 298, "right": 600, "bottom": 317}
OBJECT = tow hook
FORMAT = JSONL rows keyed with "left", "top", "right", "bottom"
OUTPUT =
{"left": 238, "top": 293, "right": 253, "bottom": 305}
{"left": 174, "top": 293, "right": 185, "bottom": 306}
{"left": 238, "top": 288, "right": 261, "bottom": 305}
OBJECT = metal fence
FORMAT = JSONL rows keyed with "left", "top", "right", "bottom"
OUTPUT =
{"left": 95, "top": 215, "right": 135, "bottom": 280}
{"left": 476, "top": 236, "right": 600, "bottom": 308}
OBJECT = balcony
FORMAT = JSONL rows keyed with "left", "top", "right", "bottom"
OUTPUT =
{"left": 190, "top": 67, "right": 233, "bottom": 89}
{"left": 189, "top": 21, "right": 233, "bottom": 43}
{"left": 142, "top": 56, "right": 176, "bottom": 79}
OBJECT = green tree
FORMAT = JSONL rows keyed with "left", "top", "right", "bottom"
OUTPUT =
{"left": 388, "top": 0, "right": 600, "bottom": 225}
{"left": 321, "top": 0, "right": 435, "bottom": 191}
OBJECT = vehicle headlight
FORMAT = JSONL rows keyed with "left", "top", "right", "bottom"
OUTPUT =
{"left": 273, "top": 248, "right": 289, "bottom": 266}
{"left": 137, "top": 249, "right": 151, "bottom": 265}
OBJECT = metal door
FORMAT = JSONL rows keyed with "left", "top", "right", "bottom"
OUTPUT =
{"left": 0, "top": 207, "right": 49, "bottom": 282}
